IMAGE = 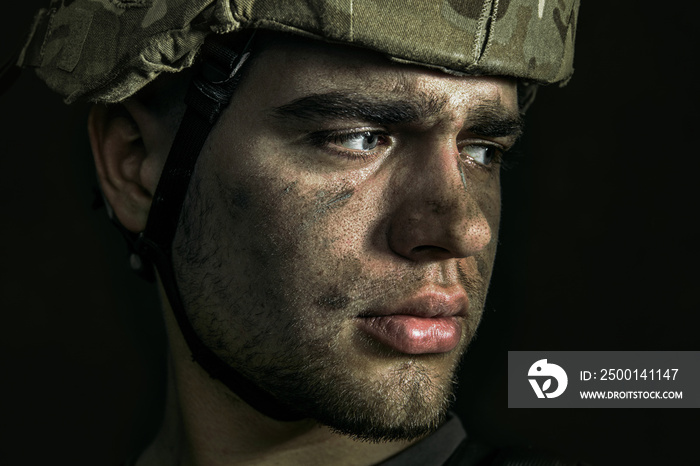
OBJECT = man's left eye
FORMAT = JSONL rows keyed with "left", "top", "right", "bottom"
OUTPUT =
{"left": 461, "top": 145, "right": 501, "bottom": 166}
{"left": 333, "top": 131, "right": 384, "bottom": 151}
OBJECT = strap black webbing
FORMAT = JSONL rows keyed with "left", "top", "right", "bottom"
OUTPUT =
{"left": 136, "top": 30, "right": 304, "bottom": 422}
{"left": 0, "top": 51, "right": 22, "bottom": 97}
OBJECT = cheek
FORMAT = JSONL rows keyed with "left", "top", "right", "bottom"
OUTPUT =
{"left": 204, "top": 148, "right": 383, "bottom": 300}
{"left": 481, "top": 173, "right": 502, "bottom": 234}
{"left": 251, "top": 175, "right": 379, "bottom": 277}
{"left": 470, "top": 172, "right": 502, "bottom": 278}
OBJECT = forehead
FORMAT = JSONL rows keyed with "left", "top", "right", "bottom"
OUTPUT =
{"left": 243, "top": 34, "right": 518, "bottom": 115}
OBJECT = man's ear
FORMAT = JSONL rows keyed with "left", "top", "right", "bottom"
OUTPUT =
{"left": 88, "top": 101, "right": 163, "bottom": 233}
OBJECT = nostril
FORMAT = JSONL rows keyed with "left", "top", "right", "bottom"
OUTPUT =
{"left": 410, "top": 245, "right": 451, "bottom": 256}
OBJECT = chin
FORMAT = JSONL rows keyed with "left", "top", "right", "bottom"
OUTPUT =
{"left": 252, "top": 343, "right": 460, "bottom": 442}
{"left": 317, "top": 360, "right": 456, "bottom": 442}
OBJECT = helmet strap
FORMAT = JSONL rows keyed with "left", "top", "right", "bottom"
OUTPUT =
{"left": 135, "top": 30, "right": 305, "bottom": 422}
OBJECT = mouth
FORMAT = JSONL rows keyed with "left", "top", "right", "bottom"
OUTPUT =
{"left": 355, "top": 288, "right": 468, "bottom": 355}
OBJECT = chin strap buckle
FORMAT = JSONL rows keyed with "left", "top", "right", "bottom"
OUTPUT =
{"left": 185, "top": 33, "right": 255, "bottom": 124}
{"left": 133, "top": 30, "right": 257, "bottom": 273}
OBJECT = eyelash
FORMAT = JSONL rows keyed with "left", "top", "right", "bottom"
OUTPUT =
{"left": 472, "top": 143, "right": 523, "bottom": 171}
{"left": 459, "top": 142, "right": 506, "bottom": 168}
{"left": 307, "top": 129, "right": 391, "bottom": 161}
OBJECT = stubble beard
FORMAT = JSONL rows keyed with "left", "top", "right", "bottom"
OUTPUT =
{"left": 240, "top": 316, "right": 473, "bottom": 442}
{"left": 173, "top": 175, "right": 485, "bottom": 442}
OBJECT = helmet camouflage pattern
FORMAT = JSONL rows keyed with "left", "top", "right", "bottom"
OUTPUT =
{"left": 19, "top": 0, "right": 580, "bottom": 104}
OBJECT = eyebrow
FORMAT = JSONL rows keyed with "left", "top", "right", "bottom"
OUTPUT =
{"left": 271, "top": 91, "right": 441, "bottom": 125}
{"left": 467, "top": 103, "right": 524, "bottom": 140}
{"left": 271, "top": 91, "right": 524, "bottom": 139}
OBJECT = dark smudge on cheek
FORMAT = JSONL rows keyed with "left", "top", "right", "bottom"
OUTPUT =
{"left": 217, "top": 173, "right": 253, "bottom": 213}
{"left": 231, "top": 188, "right": 252, "bottom": 210}
{"left": 474, "top": 254, "right": 494, "bottom": 287}
{"left": 316, "top": 293, "right": 352, "bottom": 310}
{"left": 315, "top": 187, "right": 355, "bottom": 215}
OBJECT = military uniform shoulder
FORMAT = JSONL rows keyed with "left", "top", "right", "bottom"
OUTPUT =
{"left": 376, "top": 412, "right": 589, "bottom": 466}
{"left": 445, "top": 440, "right": 591, "bottom": 466}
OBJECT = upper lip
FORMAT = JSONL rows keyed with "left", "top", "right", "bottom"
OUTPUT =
{"left": 358, "top": 287, "right": 469, "bottom": 318}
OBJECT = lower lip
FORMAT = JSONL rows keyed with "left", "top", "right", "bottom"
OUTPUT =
{"left": 356, "top": 315, "right": 462, "bottom": 354}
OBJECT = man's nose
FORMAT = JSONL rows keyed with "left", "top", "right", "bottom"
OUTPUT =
{"left": 387, "top": 141, "right": 496, "bottom": 262}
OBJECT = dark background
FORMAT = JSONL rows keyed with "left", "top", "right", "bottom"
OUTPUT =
{"left": 1, "top": 2, "right": 698, "bottom": 465}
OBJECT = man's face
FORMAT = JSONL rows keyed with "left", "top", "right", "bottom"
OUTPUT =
{"left": 172, "top": 37, "right": 520, "bottom": 441}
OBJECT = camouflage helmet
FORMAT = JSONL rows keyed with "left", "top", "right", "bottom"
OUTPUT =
{"left": 18, "top": 0, "right": 580, "bottom": 104}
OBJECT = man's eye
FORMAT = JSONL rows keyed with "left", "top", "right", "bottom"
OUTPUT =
{"left": 332, "top": 131, "right": 384, "bottom": 151}
{"left": 461, "top": 145, "right": 501, "bottom": 166}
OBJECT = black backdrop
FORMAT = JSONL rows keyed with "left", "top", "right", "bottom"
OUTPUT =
{"left": 2, "top": 2, "right": 698, "bottom": 465}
